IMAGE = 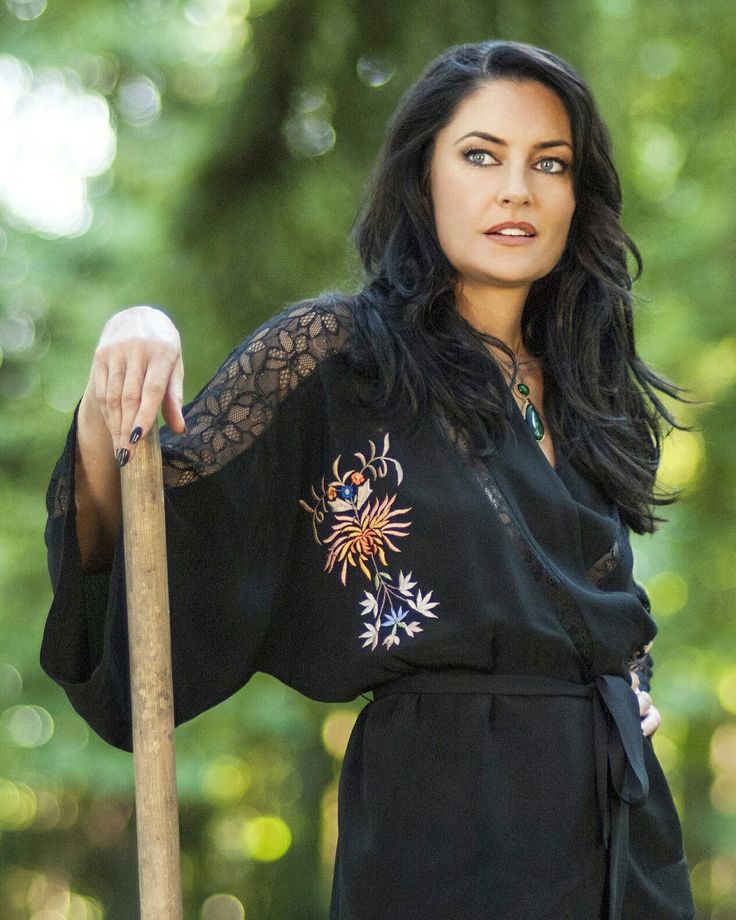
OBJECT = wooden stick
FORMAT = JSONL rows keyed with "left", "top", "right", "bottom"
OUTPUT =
{"left": 121, "top": 425, "right": 184, "bottom": 920}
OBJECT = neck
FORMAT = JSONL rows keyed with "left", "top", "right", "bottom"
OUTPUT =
{"left": 453, "top": 279, "right": 530, "bottom": 358}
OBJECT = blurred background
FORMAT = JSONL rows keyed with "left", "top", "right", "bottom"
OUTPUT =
{"left": 0, "top": 0, "right": 733, "bottom": 917}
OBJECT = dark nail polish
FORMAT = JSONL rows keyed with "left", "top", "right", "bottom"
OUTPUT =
{"left": 116, "top": 448, "right": 129, "bottom": 467}
{"left": 129, "top": 426, "right": 143, "bottom": 444}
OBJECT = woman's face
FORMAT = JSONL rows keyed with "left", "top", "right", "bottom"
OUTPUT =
{"left": 428, "top": 79, "right": 576, "bottom": 298}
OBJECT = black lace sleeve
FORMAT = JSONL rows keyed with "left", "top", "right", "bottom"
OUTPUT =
{"left": 41, "top": 298, "right": 352, "bottom": 751}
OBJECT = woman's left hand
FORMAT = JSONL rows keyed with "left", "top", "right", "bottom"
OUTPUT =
{"left": 630, "top": 670, "right": 662, "bottom": 737}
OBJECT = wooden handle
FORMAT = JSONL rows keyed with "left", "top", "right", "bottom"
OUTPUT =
{"left": 121, "top": 426, "right": 184, "bottom": 920}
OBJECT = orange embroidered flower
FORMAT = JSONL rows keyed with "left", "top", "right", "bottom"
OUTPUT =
{"left": 327, "top": 485, "right": 338, "bottom": 501}
{"left": 350, "top": 471, "right": 366, "bottom": 485}
{"left": 322, "top": 493, "right": 411, "bottom": 585}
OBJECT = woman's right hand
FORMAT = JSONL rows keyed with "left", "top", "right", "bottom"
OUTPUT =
{"left": 87, "top": 305, "right": 186, "bottom": 466}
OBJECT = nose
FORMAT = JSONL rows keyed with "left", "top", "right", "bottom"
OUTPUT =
{"left": 496, "top": 162, "right": 532, "bottom": 206}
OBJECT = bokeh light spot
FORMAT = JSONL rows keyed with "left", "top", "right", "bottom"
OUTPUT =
{"left": 283, "top": 116, "right": 335, "bottom": 158}
{"left": 202, "top": 755, "right": 251, "bottom": 805}
{"left": 710, "top": 722, "right": 736, "bottom": 773}
{"left": 0, "top": 662, "right": 22, "bottom": 705}
{"left": 643, "top": 571, "right": 688, "bottom": 618}
{"left": 322, "top": 709, "right": 357, "bottom": 758}
{"left": 5, "top": 0, "right": 46, "bottom": 21}
{"left": 117, "top": 75, "right": 162, "bottom": 127}
{"left": 3, "top": 704, "right": 54, "bottom": 747}
{"left": 356, "top": 57, "right": 396, "bottom": 88}
{"left": 631, "top": 121, "right": 686, "bottom": 201}
{"left": 657, "top": 428, "right": 705, "bottom": 491}
{"left": 0, "top": 56, "right": 116, "bottom": 237}
{"left": 201, "top": 893, "right": 246, "bottom": 920}
{"left": 0, "top": 778, "right": 36, "bottom": 829}
{"left": 0, "top": 310, "right": 35, "bottom": 353}
{"left": 241, "top": 815, "right": 291, "bottom": 862}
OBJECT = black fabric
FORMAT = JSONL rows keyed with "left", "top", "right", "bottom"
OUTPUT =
{"left": 41, "top": 300, "right": 695, "bottom": 918}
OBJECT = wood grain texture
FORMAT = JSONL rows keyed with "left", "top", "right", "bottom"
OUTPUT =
{"left": 121, "top": 426, "right": 183, "bottom": 920}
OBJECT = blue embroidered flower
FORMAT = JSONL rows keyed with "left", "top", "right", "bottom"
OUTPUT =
{"left": 338, "top": 483, "right": 356, "bottom": 501}
{"left": 381, "top": 606, "right": 408, "bottom": 629}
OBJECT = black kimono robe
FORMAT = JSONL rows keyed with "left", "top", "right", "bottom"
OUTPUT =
{"left": 41, "top": 299, "right": 696, "bottom": 920}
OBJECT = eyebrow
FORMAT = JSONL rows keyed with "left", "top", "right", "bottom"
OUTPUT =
{"left": 453, "top": 131, "right": 573, "bottom": 152}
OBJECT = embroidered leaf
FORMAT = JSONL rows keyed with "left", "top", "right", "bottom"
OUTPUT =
{"left": 359, "top": 622, "right": 380, "bottom": 651}
{"left": 359, "top": 591, "right": 379, "bottom": 617}
{"left": 404, "top": 621, "right": 423, "bottom": 637}
{"left": 409, "top": 588, "right": 439, "bottom": 618}
{"left": 355, "top": 451, "right": 367, "bottom": 468}
{"left": 398, "top": 570, "right": 417, "bottom": 596}
{"left": 328, "top": 497, "right": 354, "bottom": 512}
{"left": 379, "top": 571, "right": 393, "bottom": 581}
{"left": 332, "top": 454, "right": 342, "bottom": 480}
{"left": 355, "top": 480, "right": 372, "bottom": 509}
{"left": 383, "top": 632, "right": 401, "bottom": 649}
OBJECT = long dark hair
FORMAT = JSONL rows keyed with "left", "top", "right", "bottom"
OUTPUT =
{"left": 337, "top": 39, "right": 691, "bottom": 534}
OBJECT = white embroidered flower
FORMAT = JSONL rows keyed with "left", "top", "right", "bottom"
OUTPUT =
{"left": 397, "top": 570, "right": 417, "bottom": 596}
{"left": 359, "top": 621, "right": 380, "bottom": 651}
{"left": 408, "top": 588, "right": 439, "bottom": 618}
{"left": 359, "top": 590, "right": 379, "bottom": 617}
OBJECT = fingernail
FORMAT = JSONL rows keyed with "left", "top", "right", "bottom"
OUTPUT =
{"left": 129, "top": 426, "right": 143, "bottom": 444}
{"left": 116, "top": 448, "right": 129, "bottom": 467}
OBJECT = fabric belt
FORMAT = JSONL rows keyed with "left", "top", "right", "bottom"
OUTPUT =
{"left": 370, "top": 670, "right": 649, "bottom": 920}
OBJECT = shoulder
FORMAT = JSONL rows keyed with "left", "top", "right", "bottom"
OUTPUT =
{"left": 217, "top": 293, "right": 354, "bottom": 395}
{"left": 161, "top": 294, "right": 355, "bottom": 485}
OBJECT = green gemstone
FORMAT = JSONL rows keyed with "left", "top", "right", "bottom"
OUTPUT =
{"left": 516, "top": 382, "right": 530, "bottom": 397}
{"left": 525, "top": 402, "right": 545, "bottom": 441}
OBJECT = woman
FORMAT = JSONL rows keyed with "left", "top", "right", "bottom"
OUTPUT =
{"left": 42, "top": 39, "right": 696, "bottom": 919}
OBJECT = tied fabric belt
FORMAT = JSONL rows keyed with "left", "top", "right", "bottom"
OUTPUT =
{"left": 371, "top": 670, "right": 649, "bottom": 920}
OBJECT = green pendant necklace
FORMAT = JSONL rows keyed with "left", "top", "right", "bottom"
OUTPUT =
{"left": 514, "top": 380, "right": 546, "bottom": 442}
{"left": 497, "top": 351, "right": 546, "bottom": 443}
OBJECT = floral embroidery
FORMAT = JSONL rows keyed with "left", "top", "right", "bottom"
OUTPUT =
{"left": 299, "top": 433, "right": 439, "bottom": 651}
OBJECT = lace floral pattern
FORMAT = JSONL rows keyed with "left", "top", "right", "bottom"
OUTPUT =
{"left": 299, "top": 433, "right": 440, "bottom": 652}
{"left": 159, "top": 299, "right": 351, "bottom": 486}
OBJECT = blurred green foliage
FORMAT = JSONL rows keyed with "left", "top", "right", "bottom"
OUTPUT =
{"left": 0, "top": 0, "right": 734, "bottom": 917}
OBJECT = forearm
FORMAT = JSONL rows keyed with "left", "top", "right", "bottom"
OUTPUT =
{"left": 75, "top": 383, "right": 122, "bottom": 571}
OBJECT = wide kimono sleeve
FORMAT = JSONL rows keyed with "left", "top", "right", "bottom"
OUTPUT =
{"left": 41, "top": 300, "right": 351, "bottom": 752}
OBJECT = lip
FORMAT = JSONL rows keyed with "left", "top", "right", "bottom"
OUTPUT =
{"left": 484, "top": 221, "right": 537, "bottom": 236}
{"left": 484, "top": 220, "right": 537, "bottom": 247}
